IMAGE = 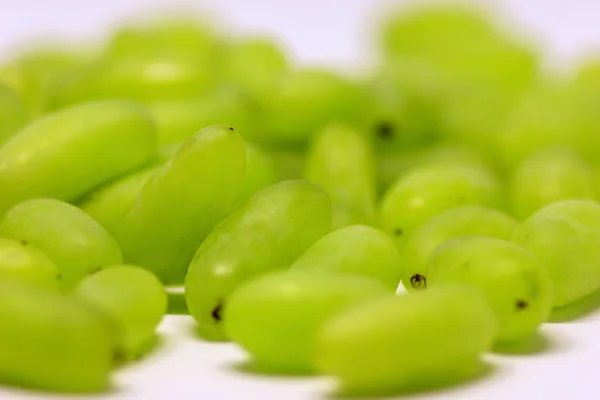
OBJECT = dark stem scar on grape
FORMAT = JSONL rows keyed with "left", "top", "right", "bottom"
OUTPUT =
{"left": 515, "top": 299, "right": 528, "bottom": 310}
{"left": 376, "top": 121, "right": 395, "bottom": 140}
{"left": 211, "top": 300, "right": 223, "bottom": 322}
{"left": 56, "top": 273, "right": 62, "bottom": 280}
{"left": 229, "top": 126, "right": 234, "bottom": 131}
{"left": 394, "top": 228, "right": 403, "bottom": 236}
{"left": 410, "top": 274, "right": 427, "bottom": 289}
{"left": 20, "top": 240, "right": 28, "bottom": 246}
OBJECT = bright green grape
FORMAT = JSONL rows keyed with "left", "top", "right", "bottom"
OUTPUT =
{"left": 0, "top": 281, "right": 114, "bottom": 392}
{"left": 427, "top": 236, "right": 552, "bottom": 343}
{"left": 305, "top": 124, "right": 376, "bottom": 228}
{"left": 238, "top": 143, "right": 277, "bottom": 203}
{"left": 379, "top": 164, "right": 502, "bottom": 251}
{"left": 403, "top": 206, "right": 517, "bottom": 291}
{"left": 292, "top": 225, "right": 401, "bottom": 290}
{"left": 258, "top": 68, "right": 362, "bottom": 144}
{"left": 149, "top": 88, "right": 252, "bottom": 147}
{"left": 185, "top": 180, "right": 332, "bottom": 341}
{"left": 75, "top": 265, "right": 167, "bottom": 360}
{"left": 115, "top": 125, "right": 245, "bottom": 285}
{"left": 78, "top": 167, "right": 158, "bottom": 235}
{"left": 224, "top": 37, "right": 288, "bottom": 97}
{"left": 0, "top": 84, "right": 28, "bottom": 144}
{"left": 1, "top": 199, "right": 122, "bottom": 291}
{"left": 0, "top": 100, "right": 157, "bottom": 216}
{"left": 224, "top": 269, "right": 389, "bottom": 373}
{"left": 315, "top": 285, "right": 497, "bottom": 396}
{"left": 512, "top": 199, "right": 600, "bottom": 307}
{"left": 510, "top": 149, "right": 595, "bottom": 220}
{"left": 0, "top": 238, "right": 58, "bottom": 290}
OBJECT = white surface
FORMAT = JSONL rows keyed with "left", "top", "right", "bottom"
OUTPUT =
{"left": 2, "top": 0, "right": 600, "bottom": 399}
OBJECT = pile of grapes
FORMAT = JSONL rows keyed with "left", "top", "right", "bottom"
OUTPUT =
{"left": 1, "top": 2, "right": 600, "bottom": 396}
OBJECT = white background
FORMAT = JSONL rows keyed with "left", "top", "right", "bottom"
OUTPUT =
{"left": 2, "top": 0, "right": 600, "bottom": 399}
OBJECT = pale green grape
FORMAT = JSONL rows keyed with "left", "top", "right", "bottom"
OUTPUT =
{"left": 185, "top": 180, "right": 332, "bottom": 341}
{"left": 1, "top": 198, "right": 122, "bottom": 291}
{"left": 378, "top": 164, "right": 502, "bottom": 251}
{"left": 427, "top": 236, "right": 552, "bottom": 343}
{"left": 0, "top": 84, "right": 28, "bottom": 144}
{"left": 510, "top": 149, "right": 596, "bottom": 220}
{"left": 224, "top": 269, "right": 389, "bottom": 373}
{"left": 224, "top": 37, "right": 288, "bottom": 97}
{"left": 0, "top": 280, "right": 114, "bottom": 392}
{"left": 315, "top": 285, "right": 497, "bottom": 395}
{"left": 305, "top": 124, "right": 376, "bottom": 228}
{"left": 78, "top": 167, "right": 159, "bottom": 235}
{"left": 115, "top": 125, "right": 245, "bottom": 285}
{"left": 292, "top": 225, "right": 401, "bottom": 290}
{"left": 0, "top": 238, "right": 58, "bottom": 290}
{"left": 403, "top": 206, "right": 517, "bottom": 291}
{"left": 238, "top": 143, "right": 277, "bottom": 203}
{"left": 75, "top": 265, "right": 167, "bottom": 360}
{"left": 149, "top": 88, "right": 252, "bottom": 147}
{"left": 512, "top": 199, "right": 600, "bottom": 306}
{"left": 258, "top": 68, "right": 362, "bottom": 144}
{"left": 0, "top": 100, "right": 157, "bottom": 216}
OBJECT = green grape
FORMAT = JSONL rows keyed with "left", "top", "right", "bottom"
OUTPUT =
{"left": 0, "top": 100, "right": 157, "bottom": 216}
{"left": 305, "top": 124, "right": 376, "bottom": 228}
{"left": 258, "top": 68, "right": 362, "bottom": 144}
{"left": 185, "top": 180, "right": 332, "bottom": 341}
{"left": 512, "top": 199, "right": 600, "bottom": 307}
{"left": 292, "top": 225, "right": 401, "bottom": 290}
{"left": 378, "top": 164, "right": 502, "bottom": 251}
{"left": 238, "top": 143, "right": 277, "bottom": 203}
{"left": 403, "top": 206, "right": 517, "bottom": 291}
{"left": 78, "top": 166, "right": 159, "bottom": 235}
{"left": 149, "top": 88, "right": 253, "bottom": 147}
{"left": 315, "top": 285, "right": 497, "bottom": 396}
{"left": 264, "top": 145, "right": 307, "bottom": 180}
{"left": 0, "top": 84, "right": 28, "bottom": 144}
{"left": 0, "top": 280, "right": 114, "bottom": 392}
{"left": 427, "top": 236, "right": 552, "bottom": 343}
{"left": 224, "top": 37, "right": 288, "bottom": 97}
{"left": 75, "top": 265, "right": 167, "bottom": 360}
{"left": 115, "top": 125, "right": 245, "bottom": 285}
{"left": 106, "top": 17, "right": 219, "bottom": 60}
{"left": 91, "top": 54, "right": 217, "bottom": 103}
{"left": 510, "top": 149, "right": 595, "bottom": 219}
{"left": 0, "top": 238, "right": 58, "bottom": 290}
{"left": 362, "top": 60, "right": 443, "bottom": 153}
{"left": 1, "top": 199, "right": 123, "bottom": 291}
{"left": 224, "top": 269, "right": 390, "bottom": 373}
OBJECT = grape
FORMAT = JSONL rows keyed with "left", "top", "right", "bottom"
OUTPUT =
{"left": 403, "top": 206, "right": 517, "bottom": 291}
{"left": 149, "top": 88, "right": 253, "bottom": 147}
{"left": 1, "top": 198, "right": 122, "bottom": 291}
{"left": 305, "top": 124, "right": 376, "bottom": 228}
{"left": 78, "top": 167, "right": 158, "bottom": 235}
{"left": 512, "top": 199, "right": 600, "bottom": 306}
{"left": 238, "top": 143, "right": 277, "bottom": 203}
{"left": 224, "top": 269, "right": 389, "bottom": 373}
{"left": 378, "top": 164, "right": 502, "bottom": 251}
{"left": 185, "top": 180, "right": 331, "bottom": 341}
{"left": 427, "top": 236, "right": 552, "bottom": 343}
{"left": 75, "top": 265, "right": 167, "bottom": 360}
{"left": 0, "top": 238, "right": 58, "bottom": 290}
{"left": 0, "top": 100, "right": 157, "bottom": 216}
{"left": 258, "top": 68, "right": 362, "bottom": 144}
{"left": 115, "top": 125, "right": 245, "bottom": 285}
{"left": 291, "top": 225, "right": 401, "bottom": 290}
{"left": 510, "top": 149, "right": 595, "bottom": 219}
{"left": 0, "top": 84, "right": 28, "bottom": 144}
{"left": 315, "top": 285, "right": 497, "bottom": 395}
{"left": 224, "top": 37, "right": 288, "bottom": 97}
{"left": 0, "top": 280, "right": 114, "bottom": 392}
